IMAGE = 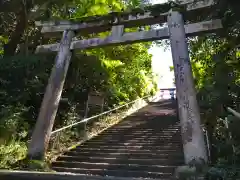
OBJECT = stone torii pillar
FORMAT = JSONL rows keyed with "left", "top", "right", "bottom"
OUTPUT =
{"left": 167, "top": 10, "right": 208, "bottom": 164}
{"left": 27, "top": 30, "right": 75, "bottom": 159}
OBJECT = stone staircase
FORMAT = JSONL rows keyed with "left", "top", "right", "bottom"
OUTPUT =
{"left": 51, "top": 100, "right": 185, "bottom": 179}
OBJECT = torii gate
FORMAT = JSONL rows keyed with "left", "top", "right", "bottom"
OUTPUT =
{"left": 28, "top": 0, "right": 222, "bottom": 165}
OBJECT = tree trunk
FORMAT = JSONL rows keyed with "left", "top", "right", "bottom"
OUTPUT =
{"left": 3, "top": 1, "right": 31, "bottom": 57}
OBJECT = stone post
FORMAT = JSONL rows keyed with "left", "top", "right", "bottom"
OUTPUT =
{"left": 167, "top": 10, "right": 207, "bottom": 164}
{"left": 27, "top": 30, "right": 75, "bottom": 159}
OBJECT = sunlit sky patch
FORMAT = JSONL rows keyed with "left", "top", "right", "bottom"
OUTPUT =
{"left": 149, "top": 0, "right": 175, "bottom": 89}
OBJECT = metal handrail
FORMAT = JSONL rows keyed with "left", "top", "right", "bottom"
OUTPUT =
{"left": 51, "top": 95, "right": 153, "bottom": 135}
{"left": 227, "top": 107, "right": 240, "bottom": 119}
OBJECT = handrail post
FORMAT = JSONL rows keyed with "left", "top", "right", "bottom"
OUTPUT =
{"left": 224, "top": 117, "right": 236, "bottom": 164}
{"left": 84, "top": 95, "right": 89, "bottom": 118}
{"left": 202, "top": 126, "right": 211, "bottom": 163}
{"left": 227, "top": 107, "right": 240, "bottom": 119}
{"left": 83, "top": 122, "right": 87, "bottom": 140}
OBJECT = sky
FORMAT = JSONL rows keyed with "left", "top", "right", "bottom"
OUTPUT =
{"left": 149, "top": 0, "right": 175, "bottom": 89}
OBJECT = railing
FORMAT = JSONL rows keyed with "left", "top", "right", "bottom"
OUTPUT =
{"left": 203, "top": 106, "right": 240, "bottom": 165}
{"left": 225, "top": 107, "right": 240, "bottom": 163}
{"left": 202, "top": 125, "right": 211, "bottom": 163}
{"left": 202, "top": 107, "right": 240, "bottom": 164}
{"left": 46, "top": 95, "right": 155, "bottom": 160}
{"left": 227, "top": 107, "right": 240, "bottom": 119}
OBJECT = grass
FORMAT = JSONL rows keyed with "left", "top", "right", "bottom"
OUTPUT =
{"left": 0, "top": 140, "right": 27, "bottom": 169}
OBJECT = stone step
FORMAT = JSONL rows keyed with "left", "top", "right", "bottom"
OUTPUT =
{"left": 111, "top": 125, "right": 180, "bottom": 128}
{"left": 77, "top": 144, "right": 182, "bottom": 149}
{"left": 90, "top": 137, "right": 182, "bottom": 142}
{"left": 101, "top": 129, "right": 180, "bottom": 135}
{"left": 72, "top": 147, "right": 183, "bottom": 153}
{"left": 51, "top": 167, "right": 174, "bottom": 179}
{"left": 64, "top": 151, "right": 183, "bottom": 159}
{"left": 115, "top": 123, "right": 179, "bottom": 126}
{"left": 52, "top": 161, "right": 178, "bottom": 173}
{"left": 84, "top": 139, "right": 182, "bottom": 143}
{"left": 92, "top": 133, "right": 181, "bottom": 136}
{"left": 88, "top": 139, "right": 182, "bottom": 143}
{"left": 92, "top": 135, "right": 182, "bottom": 139}
{"left": 88, "top": 139, "right": 181, "bottom": 143}
{"left": 90, "top": 135, "right": 181, "bottom": 138}
{"left": 56, "top": 156, "right": 184, "bottom": 165}
{"left": 91, "top": 133, "right": 181, "bottom": 141}
{"left": 101, "top": 129, "right": 180, "bottom": 131}
{"left": 98, "top": 133, "right": 180, "bottom": 137}
{"left": 80, "top": 143, "right": 182, "bottom": 148}
{"left": 0, "top": 170, "right": 171, "bottom": 180}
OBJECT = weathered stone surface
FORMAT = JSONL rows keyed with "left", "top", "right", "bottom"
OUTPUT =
{"left": 36, "top": 19, "right": 222, "bottom": 53}
{"left": 167, "top": 11, "right": 208, "bottom": 164}
{"left": 28, "top": 30, "right": 75, "bottom": 159}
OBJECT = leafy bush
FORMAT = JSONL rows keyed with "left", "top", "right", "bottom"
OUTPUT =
{"left": 0, "top": 140, "right": 27, "bottom": 169}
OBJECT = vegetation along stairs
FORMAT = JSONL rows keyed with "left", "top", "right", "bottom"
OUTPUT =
{"left": 51, "top": 100, "right": 185, "bottom": 179}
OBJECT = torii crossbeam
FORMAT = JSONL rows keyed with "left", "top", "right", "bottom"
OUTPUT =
{"left": 35, "top": 0, "right": 214, "bottom": 35}
{"left": 28, "top": 0, "right": 222, "bottom": 166}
